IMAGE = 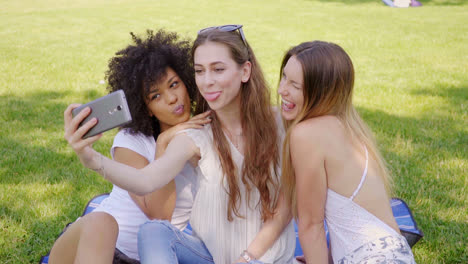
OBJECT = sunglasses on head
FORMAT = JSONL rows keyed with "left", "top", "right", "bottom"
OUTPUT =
{"left": 198, "top": 24, "right": 248, "bottom": 48}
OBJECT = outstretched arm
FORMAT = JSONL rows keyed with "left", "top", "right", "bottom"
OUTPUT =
{"left": 114, "top": 147, "right": 177, "bottom": 220}
{"left": 128, "top": 111, "right": 211, "bottom": 219}
{"left": 97, "top": 134, "right": 196, "bottom": 195}
{"left": 64, "top": 104, "right": 198, "bottom": 196}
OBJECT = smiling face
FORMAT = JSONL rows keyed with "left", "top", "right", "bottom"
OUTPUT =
{"left": 278, "top": 55, "right": 304, "bottom": 121}
{"left": 193, "top": 41, "right": 251, "bottom": 112}
{"left": 145, "top": 67, "right": 191, "bottom": 131}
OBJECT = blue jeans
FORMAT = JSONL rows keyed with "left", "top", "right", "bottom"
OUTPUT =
{"left": 138, "top": 220, "right": 213, "bottom": 264}
{"left": 138, "top": 220, "right": 264, "bottom": 264}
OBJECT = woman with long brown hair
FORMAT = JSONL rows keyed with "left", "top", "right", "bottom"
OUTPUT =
{"left": 64, "top": 25, "right": 295, "bottom": 264}
{"left": 54, "top": 29, "right": 210, "bottom": 264}
{"left": 279, "top": 41, "right": 415, "bottom": 263}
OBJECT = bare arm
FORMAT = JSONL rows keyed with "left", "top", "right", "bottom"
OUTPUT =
{"left": 94, "top": 133, "right": 197, "bottom": 195}
{"left": 127, "top": 111, "right": 211, "bottom": 219}
{"left": 64, "top": 104, "right": 199, "bottom": 196}
{"left": 290, "top": 122, "right": 328, "bottom": 264}
{"left": 235, "top": 191, "right": 292, "bottom": 263}
{"left": 114, "top": 147, "right": 176, "bottom": 220}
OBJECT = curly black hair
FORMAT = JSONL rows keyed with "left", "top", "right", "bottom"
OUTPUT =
{"left": 105, "top": 29, "right": 196, "bottom": 138}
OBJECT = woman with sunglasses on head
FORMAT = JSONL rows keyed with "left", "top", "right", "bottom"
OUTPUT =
{"left": 279, "top": 41, "right": 415, "bottom": 263}
{"left": 56, "top": 29, "right": 210, "bottom": 263}
{"left": 64, "top": 25, "right": 296, "bottom": 264}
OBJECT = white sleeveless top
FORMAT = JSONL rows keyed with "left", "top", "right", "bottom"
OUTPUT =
{"left": 325, "top": 147, "right": 404, "bottom": 262}
{"left": 183, "top": 124, "right": 295, "bottom": 264}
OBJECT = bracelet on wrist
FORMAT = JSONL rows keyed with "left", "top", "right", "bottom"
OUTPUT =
{"left": 240, "top": 250, "right": 255, "bottom": 262}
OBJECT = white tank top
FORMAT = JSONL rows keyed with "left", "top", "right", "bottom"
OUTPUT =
{"left": 325, "top": 147, "right": 403, "bottom": 262}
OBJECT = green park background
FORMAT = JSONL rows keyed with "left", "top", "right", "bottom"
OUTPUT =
{"left": 0, "top": 0, "right": 466, "bottom": 263}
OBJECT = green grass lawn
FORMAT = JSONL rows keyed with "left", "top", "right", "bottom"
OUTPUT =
{"left": 0, "top": 0, "right": 466, "bottom": 263}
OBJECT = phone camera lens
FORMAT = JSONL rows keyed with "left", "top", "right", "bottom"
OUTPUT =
{"left": 117, "top": 105, "right": 122, "bottom": 111}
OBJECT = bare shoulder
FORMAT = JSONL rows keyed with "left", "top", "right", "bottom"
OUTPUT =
{"left": 290, "top": 115, "right": 341, "bottom": 144}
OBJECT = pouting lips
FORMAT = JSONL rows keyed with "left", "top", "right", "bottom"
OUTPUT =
{"left": 173, "top": 105, "right": 184, "bottom": 114}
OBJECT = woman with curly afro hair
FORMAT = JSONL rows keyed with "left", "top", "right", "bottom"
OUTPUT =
{"left": 51, "top": 29, "right": 211, "bottom": 263}
{"left": 64, "top": 25, "right": 296, "bottom": 264}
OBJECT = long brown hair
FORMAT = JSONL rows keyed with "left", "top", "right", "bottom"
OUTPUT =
{"left": 280, "top": 41, "right": 392, "bottom": 217}
{"left": 192, "top": 29, "right": 280, "bottom": 221}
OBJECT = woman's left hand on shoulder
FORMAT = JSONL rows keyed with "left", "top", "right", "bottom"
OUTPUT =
{"left": 156, "top": 110, "right": 211, "bottom": 151}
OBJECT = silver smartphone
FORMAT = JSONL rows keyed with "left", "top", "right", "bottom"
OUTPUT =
{"left": 72, "top": 90, "right": 132, "bottom": 139}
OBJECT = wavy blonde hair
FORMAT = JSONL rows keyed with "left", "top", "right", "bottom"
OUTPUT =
{"left": 192, "top": 29, "right": 280, "bottom": 221}
{"left": 280, "top": 41, "right": 392, "bottom": 217}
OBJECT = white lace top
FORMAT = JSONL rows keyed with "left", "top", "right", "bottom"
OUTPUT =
{"left": 183, "top": 124, "right": 295, "bottom": 264}
{"left": 325, "top": 147, "right": 404, "bottom": 262}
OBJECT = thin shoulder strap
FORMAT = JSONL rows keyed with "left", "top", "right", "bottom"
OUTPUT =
{"left": 350, "top": 146, "right": 369, "bottom": 201}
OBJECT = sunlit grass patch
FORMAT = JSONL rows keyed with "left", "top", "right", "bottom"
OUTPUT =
{"left": 0, "top": 0, "right": 466, "bottom": 263}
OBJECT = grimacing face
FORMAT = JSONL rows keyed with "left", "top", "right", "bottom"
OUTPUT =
{"left": 278, "top": 55, "right": 304, "bottom": 121}
{"left": 145, "top": 67, "right": 191, "bottom": 131}
{"left": 193, "top": 41, "right": 251, "bottom": 112}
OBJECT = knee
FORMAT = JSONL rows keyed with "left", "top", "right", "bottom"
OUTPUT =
{"left": 138, "top": 220, "right": 174, "bottom": 245}
{"left": 83, "top": 212, "right": 119, "bottom": 236}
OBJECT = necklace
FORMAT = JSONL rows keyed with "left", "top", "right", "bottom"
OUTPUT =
{"left": 223, "top": 128, "right": 243, "bottom": 150}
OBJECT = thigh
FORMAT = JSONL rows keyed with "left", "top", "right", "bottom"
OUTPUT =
{"left": 138, "top": 220, "right": 213, "bottom": 264}
{"left": 173, "top": 231, "right": 213, "bottom": 264}
{"left": 48, "top": 212, "right": 118, "bottom": 264}
{"left": 338, "top": 235, "right": 415, "bottom": 264}
{"left": 48, "top": 216, "right": 84, "bottom": 263}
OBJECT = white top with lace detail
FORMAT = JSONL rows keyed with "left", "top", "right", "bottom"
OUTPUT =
{"left": 182, "top": 121, "right": 295, "bottom": 264}
{"left": 325, "top": 147, "right": 404, "bottom": 262}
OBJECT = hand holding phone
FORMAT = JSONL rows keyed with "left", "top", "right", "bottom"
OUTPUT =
{"left": 71, "top": 90, "right": 132, "bottom": 138}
